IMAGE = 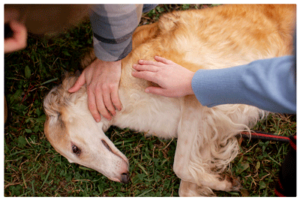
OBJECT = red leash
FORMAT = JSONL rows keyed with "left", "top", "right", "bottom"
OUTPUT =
{"left": 241, "top": 132, "right": 297, "bottom": 197}
{"left": 240, "top": 131, "right": 291, "bottom": 143}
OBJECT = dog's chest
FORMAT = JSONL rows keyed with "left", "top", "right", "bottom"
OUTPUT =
{"left": 113, "top": 90, "right": 181, "bottom": 139}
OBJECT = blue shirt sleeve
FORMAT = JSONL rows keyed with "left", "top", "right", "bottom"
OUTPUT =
{"left": 191, "top": 55, "right": 296, "bottom": 114}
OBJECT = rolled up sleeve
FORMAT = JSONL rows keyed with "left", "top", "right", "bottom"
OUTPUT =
{"left": 89, "top": 4, "right": 143, "bottom": 61}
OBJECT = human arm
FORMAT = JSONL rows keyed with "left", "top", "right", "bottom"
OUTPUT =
{"left": 191, "top": 55, "right": 296, "bottom": 114}
{"left": 132, "top": 55, "right": 296, "bottom": 114}
{"left": 69, "top": 4, "right": 144, "bottom": 121}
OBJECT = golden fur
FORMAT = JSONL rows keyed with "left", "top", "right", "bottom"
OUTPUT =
{"left": 43, "top": 5, "right": 295, "bottom": 196}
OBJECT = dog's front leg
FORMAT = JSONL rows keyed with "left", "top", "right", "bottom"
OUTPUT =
{"left": 173, "top": 96, "right": 200, "bottom": 183}
{"left": 173, "top": 99, "right": 216, "bottom": 196}
{"left": 174, "top": 97, "right": 240, "bottom": 196}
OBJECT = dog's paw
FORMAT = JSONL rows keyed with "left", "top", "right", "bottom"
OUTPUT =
{"left": 179, "top": 181, "right": 216, "bottom": 197}
{"left": 225, "top": 175, "right": 241, "bottom": 191}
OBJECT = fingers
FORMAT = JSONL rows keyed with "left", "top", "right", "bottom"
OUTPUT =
{"left": 145, "top": 87, "right": 166, "bottom": 96}
{"left": 134, "top": 56, "right": 173, "bottom": 70}
{"left": 4, "top": 21, "right": 27, "bottom": 53}
{"left": 87, "top": 88, "right": 102, "bottom": 122}
{"left": 154, "top": 56, "right": 173, "bottom": 64}
{"left": 133, "top": 63, "right": 158, "bottom": 72}
{"left": 88, "top": 84, "right": 122, "bottom": 122}
{"left": 68, "top": 73, "right": 86, "bottom": 93}
{"left": 132, "top": 70, "right": 157, "bottom": 83}
{"left": 138, "top": 56, "right": 173, "bottom": 66}
{"left": 94, "top": 83, "right": 122, "bottom": 121}
{"left": 137, "top": 59, "right": 160, "bottom": 67}
{"left": 100, "top": 90, "right": 116, "bottom": 115}
{"left": 10, "top": 21, "right": 27, "bottom": 48}
{"left": 94, "top": 87, "right": 112, "bottom": 120}
{"left": 111, "top": 84, "right": 122, "bottom": 111}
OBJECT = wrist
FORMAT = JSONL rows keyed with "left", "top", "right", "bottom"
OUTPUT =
{"left": 186, "top": 72, "right": 195, "bottom": 95}
{"left": 186, "top": 72, "right": 195, "bottom": 96}
{"left": 96, "top": 58, "right": 121, "bottom": 67}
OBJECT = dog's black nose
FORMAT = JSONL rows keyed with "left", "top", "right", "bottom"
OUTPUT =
{"left": 121, "top": 172, "right": 130, "bottom": 184}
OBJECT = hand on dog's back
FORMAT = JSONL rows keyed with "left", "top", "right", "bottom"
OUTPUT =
{"left": 132, "top": 56, "right": 195, "bottom": 98}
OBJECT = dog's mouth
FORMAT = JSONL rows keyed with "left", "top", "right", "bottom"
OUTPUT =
{"left": 101, "top": 139, "right": 130, "bottom": 184}
{"left": 102, "top": 139, "right": 113, "bottom": 152}
{"left": 101, "top": 139, "right": 129, "bottom": 165}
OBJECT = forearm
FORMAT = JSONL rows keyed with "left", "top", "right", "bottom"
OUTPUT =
{"left": 89, "top": 4, "right": 143, "bottom": 61}
{"left": 191, "top": 56, "right": 296, "bottom": 114}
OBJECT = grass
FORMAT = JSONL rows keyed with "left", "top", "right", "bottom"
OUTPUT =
{"left": 4, "top": 4, "right": 296, "bottom": 197}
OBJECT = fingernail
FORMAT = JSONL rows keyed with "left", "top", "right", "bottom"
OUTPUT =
{"left": 145, "top": 89, "right": 149, "bottom": 93}
{"left": 96, "top": 118, "right": 100, "bottom": 122}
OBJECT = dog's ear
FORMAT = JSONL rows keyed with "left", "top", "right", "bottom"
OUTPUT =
{"left": 61, "top": 70, "right": 80, "bottom": 80}
{"left": 75, "top": 70, "right": 81, "bottom": 77}
{"left": 43, "top": 86, "right": 62, "bottom": 118}
{"left": 61, "top": 70, "right": 71, "bottom": 81}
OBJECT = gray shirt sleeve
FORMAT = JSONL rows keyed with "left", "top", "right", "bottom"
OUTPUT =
{"left": 89, "top": 4, "right": 144, "bottom": 61}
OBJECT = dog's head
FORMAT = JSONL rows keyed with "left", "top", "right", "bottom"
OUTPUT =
{"left": 43, "top": 75, "right": 130, "bottom": 183}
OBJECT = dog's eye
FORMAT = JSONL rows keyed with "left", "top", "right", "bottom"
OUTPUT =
{"left": 72, "top": 145, "right": 81, "bottom": 155}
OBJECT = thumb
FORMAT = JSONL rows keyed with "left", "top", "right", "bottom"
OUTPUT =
{"left": 68, "top": 74, "right": 86, "bottom": 93}
{"left": 145, "top": 86, "right": 166, "bottom": 96}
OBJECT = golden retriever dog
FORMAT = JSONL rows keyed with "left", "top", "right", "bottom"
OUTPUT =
{"left": 43, "top": 5, "right": 295, "bottom": 196}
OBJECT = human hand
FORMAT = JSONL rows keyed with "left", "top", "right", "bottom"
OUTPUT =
{"left": 132, "top": 56, "right": 195, "bottom": 98}
{"left": 4, "top": 21, "right": 27, "bottom": 53}
{"left": 68, "top": 58, "right": 122, "bottom": 122}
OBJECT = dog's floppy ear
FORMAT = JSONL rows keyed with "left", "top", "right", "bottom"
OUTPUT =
{"left": 61, "top": 70, "right": 81, "bottom": 80}
{"left": 59, "top": 71, "right": 78, "bottom": 92}
{"left": 43, "top": 86, "right": 62, "bottom": 118}
{"left": 75, "top": 70, "right": 81, "bottom": 77}
{"left": 61, "top": 70, "right": 70, "bottom": 80}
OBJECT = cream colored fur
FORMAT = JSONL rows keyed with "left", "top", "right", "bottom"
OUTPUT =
{"left": 43, "top": 5, "right": 295, "bottom": 196}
